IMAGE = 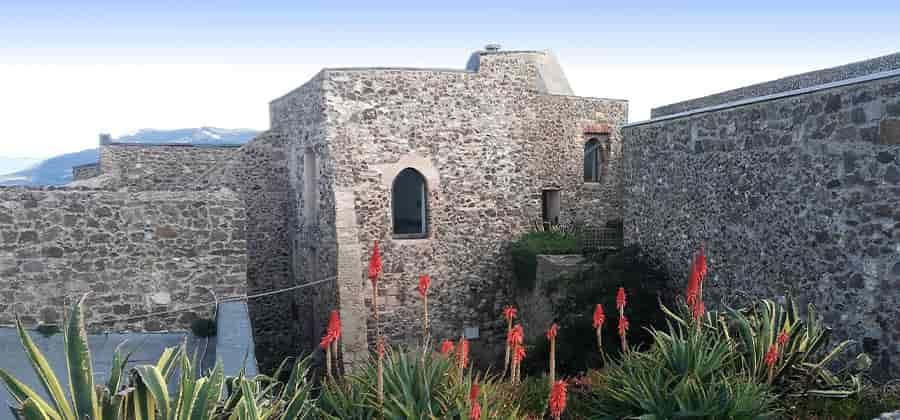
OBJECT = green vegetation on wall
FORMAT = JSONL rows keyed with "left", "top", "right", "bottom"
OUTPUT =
{"left": 510, "top": 230, "right": 579, "bottom": 291}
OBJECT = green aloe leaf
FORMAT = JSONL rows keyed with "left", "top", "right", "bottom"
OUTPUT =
{"left": 0, "top": 369, "right": 61, "bottom": 420}
{"left": 20, "top": 398, "right": 52, "bottom": 420}
{"left": 134, "top": 366, "right": 170, "bottom": 420}
{"left": 63, "top": 295, "right": 99, "bottom": 420}
{"left": 13, "top": 317, "right": 74, "bottom": 420}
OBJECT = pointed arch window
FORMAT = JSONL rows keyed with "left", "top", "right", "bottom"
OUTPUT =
{"left": 584, "top": 136, "right": 610, "bottom": 183}
{"left": 392, "top": 168, "right": 428, "bottom": 238}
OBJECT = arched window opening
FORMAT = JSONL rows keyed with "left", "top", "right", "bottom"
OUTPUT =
{"left": 584, "top": 137, "right": 610, "bottom": 182}
{"left": 392, "top": 168, "right": 428, "bottom": 237}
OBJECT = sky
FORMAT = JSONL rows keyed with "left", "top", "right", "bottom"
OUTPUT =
{"left": 1, "top": 0, "right": 899, "bottom": 158}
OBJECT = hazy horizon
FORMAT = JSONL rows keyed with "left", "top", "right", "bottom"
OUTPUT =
{"left": 2, "top": 0, "right": 899, "bottom": 158}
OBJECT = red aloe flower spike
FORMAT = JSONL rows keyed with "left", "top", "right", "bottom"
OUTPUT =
{"left": 327, "top": 310, "right": 341, "bottom": 340}
{"left": 686, "top": 245, "right": 708, "bottom": 309}
{"left": 508, "top": 324, "right": 524, "bottom": 346}
{"left": 457, "top": 336, "right": 470, "bottom": 370}
{"left": 368, "top": 240, "right": 382, "bottom": 285}
{"left": 592, "top": 304, "right": 605, "bottom": 329}
{"left": 418, "top": 274, "right": 430, "bottom": 298}
{"left": 469, "top": 401, "right": 481, "bottom": 420}
{"left": 546, "top": 323, "right": 559, "bottom": 341}
{"left": 319, "top": 332, "right": 334, "bottom": 350}
{"left": 503, "top": 305, "right": 518, "bottom": 322}
{"left": 777, "top": 330, "right": 789, "bottom": 347}
{"left": 616, "top": 287, "right": 627, "bottom": 313}
{"left": 691, "top": 300, "right": 705, "bottom": 321}
{"left": 764, "top": 343, "right": 779, "bottom": 368}
{"left": 469, "top": 382, "right": 481, "bottom": 420}
{"left": 548, "top": 380, "right": 568, "bottom": 420}
{"left": 513, "top": 342, "right": 527, "bottom": 364}
{"left": 439, "top": 339, "right": 455, "bottom": 356}
{"left": 618, "top": 315, "right": 629, "bottom": 338}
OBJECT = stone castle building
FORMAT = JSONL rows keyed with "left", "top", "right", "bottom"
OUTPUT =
{"left": 2, "top": 46, "right": 899, "bottom": 375}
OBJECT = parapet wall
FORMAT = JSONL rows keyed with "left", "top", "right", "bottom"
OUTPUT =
{"left": 0, "top": 188, "right": 247, "bottom": 332}
{"left": 624, "top": 73, "right": 900, "bottom": 376}
{"left": 100, "top": 143, "right": 239, "bottom": 190}
{"left": 652, "top": 51, "right": 900, "bottom": 118}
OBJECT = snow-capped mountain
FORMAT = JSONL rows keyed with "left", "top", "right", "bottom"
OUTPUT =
{"left": 0, "top": 127, "right": 258, "bottom": 186}
{"left": 0, "top": 157, "right": 42, "bottom": 176}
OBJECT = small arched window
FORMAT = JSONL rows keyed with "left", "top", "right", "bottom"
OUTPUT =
{"left": 392, "top": 168, "right": 428, "bottom": 238}
{"left": 584, "top": 137, "right": 610, "bottom": 182}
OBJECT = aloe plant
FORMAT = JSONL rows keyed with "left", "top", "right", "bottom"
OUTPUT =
{"left": 662, "top": 297, "right": 870, "bottom": 398}
{"left": 0, "top": 295, "right": 103, "bottom": 420}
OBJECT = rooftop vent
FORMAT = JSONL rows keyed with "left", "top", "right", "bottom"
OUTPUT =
{"left": 484, "top": 44, "right": 502, "bottom": 52}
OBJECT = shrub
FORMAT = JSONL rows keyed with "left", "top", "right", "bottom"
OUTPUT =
{"left": 510, "top": 230, "right": 579, "bottom": 291}
{"left": 584, "top": 324, "right": 777, "bottom": 419}
{"left": 523, "top": 245, "right": 676, "bottom": 375}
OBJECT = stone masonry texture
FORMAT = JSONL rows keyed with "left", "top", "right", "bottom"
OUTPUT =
{"left": 0, "top": 187, "right": 247, "bottom": 332}
{"left": 624, "top": 73, "right": 900, "bottom": 377}
{"left": 100, "top": 143, "right": 239, "bottom": 190}
{"left": 270, "top": 50, "right": 627, "bottom": 367}
{"left": 652, "top": 51, "right": 900, "bottom": 118}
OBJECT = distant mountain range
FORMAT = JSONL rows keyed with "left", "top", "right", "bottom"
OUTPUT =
{"left": 0, "top": 127, "right": 258, "bottom": 186}
{"left": 0, "top": 157, "right": 42, "bottom": 176}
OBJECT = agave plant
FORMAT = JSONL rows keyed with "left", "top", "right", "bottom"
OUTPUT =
{"left": 662, "top": 297, "right": 870, "bottom": 398}
{"left": 586, "top": 323, "right": 776, "bottom": 419}
{"left": 0, "top": 296, "right": 319, "bottom": 420}
{"left": 0, "top": 295, "right": 116, "bottom": 420}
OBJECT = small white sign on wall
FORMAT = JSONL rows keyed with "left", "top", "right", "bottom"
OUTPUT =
{"left": 464, "top": 326, "right": 479, "bottom": 340}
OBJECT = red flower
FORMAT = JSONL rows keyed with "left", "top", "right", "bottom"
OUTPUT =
{"left": 502, "top": 305, "right": 518, "bottom": 322}
{"left": 691, "top": 300, "right": 705, "bottom": 321}
{"left": 512, "top": 342, "right": 527, "bottom": 364}
{"left": 764, "top": 343, "right": 779, "bottom": 368}
{"left": 368, "top": 241, "right": 382, "bottom": 286}
{"left": 469, "top": 401, "right": 481, "bottom": 420}
{"left": 508, "top": 324, "right": 524, "bottom": 346}
{"left": 592, "top": 304, "right": 605, "bottom": 329}
{"left": 546, "top": 323, "right": 559, "bottom": 341}
{"left": 439, "top": 339, "right": 455, "bottom": 356}
{"left": 616, "top": 287, "right": 627, "bottom": 313}
{"left": 457, "top": 337, "right": 470, "bottom": 370}
{"left": 327, "top": 310, "right": 341, "bottom": 340}
{"left": 470, "top": 385, "right": 483, "bottom": 420}
{"left": 686, "top": 246, "right": 708, "bottom": 308}
{"left": 618, "top": 314, "right": 629, "bottom": 338}
{"left": 777, "top": 331, "right": 789, "bottom": 347}
{"left": 319, "top": 333, "right": 333, "bottom": 350}
{"left": 548, "top": 380, "right": 568, "bottom": 420}
{"left": 418, "top": 274, "right": 430, "bottom": 298}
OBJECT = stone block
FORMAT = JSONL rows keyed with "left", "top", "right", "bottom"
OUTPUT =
{"left": 880, "top": 118, "right": 900, "bottom": 145}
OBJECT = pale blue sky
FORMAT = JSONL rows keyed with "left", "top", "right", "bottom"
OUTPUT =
{"left": 1, "top": 0, "right": 899, "bottom": 157}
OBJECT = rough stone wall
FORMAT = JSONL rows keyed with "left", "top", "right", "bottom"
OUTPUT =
{"left": 100, "top": 144, "right": 238, "bottom": 190}
{"left": 194, "top": 132, "right": 303, "bottom": 372}
{"left": 0, "top": 188, "right": 247, "bottom": 331}
{"left": 529, "top": 95, "right": 628, "bottom": 226}
{"left": 652, "top": 51, "right": 900, "bottom": 118}
{"left": 624, "top": 74, "right": 900, "bottom": 376}
{"left": 269, "top": 74, "right": 342, "bottom": 364}
{"left": 72, "top": 163, "right": 100, "bottom": 181}
{"left": 313, "top": 51, "right": 627, "bottom": 366}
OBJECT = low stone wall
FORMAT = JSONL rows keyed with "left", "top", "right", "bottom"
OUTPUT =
{"left": 99, "top": 144, "right": 239, "bottom": 190}
{"left": 72, "top": 163, "right": 100, "bottom": 181}
{"left": 516, "top": 254, "right": 588, "bottom": 342}
{"left": 624, "top": 73, "right": 900, "bottom": 376}
{"left": 0, "top": 188, "right": 247, "bottom": 332}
